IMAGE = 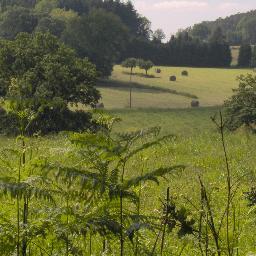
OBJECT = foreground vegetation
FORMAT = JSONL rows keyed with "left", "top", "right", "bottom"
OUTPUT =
{"left": 1, "top": 107, "right": 256, "bottom": 255}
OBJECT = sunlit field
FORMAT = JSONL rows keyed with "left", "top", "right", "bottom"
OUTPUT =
{"left": 97, "top": 65, "right": 252, "bottom": 109}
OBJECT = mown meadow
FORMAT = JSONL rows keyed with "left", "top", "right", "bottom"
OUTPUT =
{"left": 98, "top": 65, "right": 253, "bottom": 109}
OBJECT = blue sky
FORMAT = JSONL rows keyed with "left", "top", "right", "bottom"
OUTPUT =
{"left": 132, "top": 0, "right": 256, "bottom": 38}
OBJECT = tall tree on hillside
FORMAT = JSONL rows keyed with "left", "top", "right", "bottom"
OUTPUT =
{"left": 0, "top": 6, "right": 38, "bottom": 39}
{"left": 191, "top": 23, "right": 210, "bottom": 41}
{"left": 152, "top": 29, "right": 166, "bottom": 43}
{"left": 62, "top": 9, "right": 128, "bottom": 77}
{"left": 238, "top": 44, "right": 252, "bottom": 67}
{"left": 209, "top": 27, "right": 226, "bottom": 44}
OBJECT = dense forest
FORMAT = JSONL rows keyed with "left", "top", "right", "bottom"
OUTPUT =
{"left": 187, "top": 9, "right": 256, "bottom": 45}
{"left": 0, "top": 0, "right": 232, "bottom": 76}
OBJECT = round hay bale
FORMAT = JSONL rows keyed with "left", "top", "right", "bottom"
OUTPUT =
{"left": 181, "top": 70, "right": 188, "bottom": 76}
{"left": 95, "top": 103, "right": 104, "bottom": 109}
{"left": 156, "top": 68, "right": 161, "bottom": 73}
{"left": 191, "top": 100, "right": 199, "bottom": 108}
{"left": 169, "top": 76, "right": 176, "bottom": 81}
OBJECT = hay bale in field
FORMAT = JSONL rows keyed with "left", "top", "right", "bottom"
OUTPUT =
{"left": 155, "top": 68, "right": 161, "bottom": 73}
{"left": 95, "top": 103, "right": 104, "bottom": 109}
{"left": 169, "top": 76, "right": 176, "bottom": 81}
{"left": 191, "top": 100, "right": 199, "bottom": 108}
{"left": 181, "top": 70, "right": 188, "bottom": 76}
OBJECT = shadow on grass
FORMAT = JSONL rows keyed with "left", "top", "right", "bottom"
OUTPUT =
{"left": 122, "top": 71, "right": 160, "bottom": 79}
{"left": 97, "top": 79, "right": 198, "bottom": 99}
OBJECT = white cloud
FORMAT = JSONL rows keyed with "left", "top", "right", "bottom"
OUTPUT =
{"left": 135, "top": 0, "right": 209, "bottom": 11}
{"left": 219, "top": 2, "right": 240, "bottom": 10}
{"left": 153, "top": 1, "right": 209, "bottom": 9}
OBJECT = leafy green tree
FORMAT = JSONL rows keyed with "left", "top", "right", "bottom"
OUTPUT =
{"left": 138, "top": 59, "right": 154, "bottom": 76}
{"left": 225, "top": 74, "right": 256, "bottom": 130}
{"left": 122, "top": 58, "right": 137, "bottom": 74}
{"left": 35, "top": 16, "right": 65, "bottom": 37}
{"left": 34, "top": 0, "right": 58, "bottom": 14}
{"left": 137, "top": 16, "right": 152, "bottom": 40}
{"left": 152, "top": 28, "right": 166, "bottom": 43}
{"left": 237, "top": 16, "right": 256, "bottom": 44}
{"left": 50, "top": 7, "right": 78, "bottom": 23}
{"left": 238, "top": 44, "right": 252, "bottom": 67}
{"left": 62, "top": 9, "right": 128, "bottom": 77}
{"left": 0, "top": 32, "right": 100, "bottom": 134}
{"left": 58, "top": 0, "right": 89, "bottom": 14}
{"left": 209, "top": 27, "right": 226, "bottom": 44}
{"left": 191, "top": 23, "right": 210, "bottom": 41}
{"left": 0, "top": 6, "right": 38, "bottom": 39}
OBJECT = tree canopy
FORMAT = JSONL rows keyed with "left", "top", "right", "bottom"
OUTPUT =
{"left": 225, "top": 74, "right": 256, "bottom": 130}
{"left": 0, "top": 32, "right": 100, "bottom": 134}
{"left": 0, "top": 0, "right": 233, "bottom": 76}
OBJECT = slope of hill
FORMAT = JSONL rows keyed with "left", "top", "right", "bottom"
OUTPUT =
{"left": 188, "top": 10, "right": 256, "bottom": 44}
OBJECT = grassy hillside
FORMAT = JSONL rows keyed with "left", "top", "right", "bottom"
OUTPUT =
{"left": 97, "top": 65, "right": 252, "bottom": 109}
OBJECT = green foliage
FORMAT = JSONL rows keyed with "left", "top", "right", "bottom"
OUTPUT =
{"left": 0, "top": 32, "right": 100, "bottom": 134}
{"left": 0, "top": 112, "right": 185, "bottom": 255}
{"left": 138, "top": 59, "right": 154, "bottom": 76}
{"left": 225, "top": 74, "right": 256, "bottom": 130}
{"left": 121, "top": 58, "right": 137, "bottom": 73}
{"left": 0, "top": 6, "right": 37, "bottom": 39}
{"left": 188, "top": 9, "right": 256, "bottom": 44}
{"left": 62, "top": 9, "right": 128, "bottom": 77}
{"left": 238, "top": 44, "right": 252, "bottom": 67}
{"left": 35, "top": 16, "right": 65, "bottom": 37}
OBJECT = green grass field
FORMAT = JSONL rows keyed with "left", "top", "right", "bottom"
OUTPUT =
{"left": 2, "top": 65, "right": 256, "bottom": 254}
{"left": 97, "top": 65, "right": 252, "bottom": 109}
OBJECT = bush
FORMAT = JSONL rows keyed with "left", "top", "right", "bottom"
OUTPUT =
{"left": 169, "top": 76, "right": 176, "bottom": 81}
{"left": 191, "top": 100, "right": 199, "bottom": 107}
{"left": 181, "top": 70, "right": 188, "bottom": 76}
{"left": 225, "top": 74, "right": 256, "bottom": 130}
{"left": 0, "top": 106, "right": 95, "bottom": 135}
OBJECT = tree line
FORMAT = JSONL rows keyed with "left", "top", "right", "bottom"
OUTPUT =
{"left": 187, "top": 10, "right": 256, "bottom": 45}
{"left": 0, "top": 0, "right": 232, "bottom": 77}
{"left": 125, "top": 29, "right": 231, "bottom": 68}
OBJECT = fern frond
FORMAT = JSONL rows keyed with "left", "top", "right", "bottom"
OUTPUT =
{"left": 0, "top": 181, "right": 54, "bottom": 201}
{"left": 125, "top": 134, "right": 175, "bottom": 160}
{"left": 124, "top": 165, "right": 185, "bottom": 189}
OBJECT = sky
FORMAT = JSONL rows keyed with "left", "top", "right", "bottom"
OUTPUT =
{"left": 132, "top": 0, "right": 256, "bottom": 38}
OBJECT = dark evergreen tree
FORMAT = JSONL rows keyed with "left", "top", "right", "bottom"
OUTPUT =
{"left": 238, "top": 44, "right": 252, "bottom": 67}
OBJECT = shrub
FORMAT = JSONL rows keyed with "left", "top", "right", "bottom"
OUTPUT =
{"left": 191, "top": 100, "right": 199, "bottom": 107}
{"left": 225, "top": 74, "right": 256, "bottom": 130}
{"left": 169, "top": 76, "right": 176, "bottom": 81}
{"left": 0, "top": 106, "right": 94, "bottom": 135}
{"left": 181, "top": 70, "right": 188, "bottom": 76}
